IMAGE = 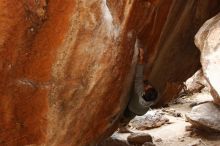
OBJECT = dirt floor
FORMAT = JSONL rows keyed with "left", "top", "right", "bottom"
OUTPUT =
{"left": 114, "top": 91, "right": 220, "bottom": 146}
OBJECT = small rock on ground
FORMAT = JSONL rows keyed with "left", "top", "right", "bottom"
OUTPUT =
{"left": 186, "top": 102, "right": 220, "bottom": 132}
{"left": 127, "top": 133, "right": 153, "bottom": 145}
{"left": 98, "top": 134, "right": 131, "bottom": 146}
{"left": 130, "top": 110, "right": 169, "bottom": 130}
{"left": 98, "top": 137, "right": 130, "bottom": 146}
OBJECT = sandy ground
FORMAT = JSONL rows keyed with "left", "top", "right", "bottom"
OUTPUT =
{"left": 115, "top": 92, "right": 220, "bottom": 146}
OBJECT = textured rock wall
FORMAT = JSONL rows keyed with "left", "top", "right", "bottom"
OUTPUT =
{"left": 141, "top": 0, "right": 220, "bottom": 105}
{"left": 0, "top": 0, "right": 138, "bottom": 145}
{"left": 195, "top": 13, "right": 220, "bottom": 105}
{"left": 0, "top": 0, "right": 220, "bottom": 146}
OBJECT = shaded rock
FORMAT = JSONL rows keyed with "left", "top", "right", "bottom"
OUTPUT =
{"left": 127, "top": 133, "right": 153, "bottom": 145}
{"left": 98, "top": 136, "right": 131, "bottom": 146}
{"left": 130, "top": 111, "right": 169, "bottom": 130}
{"left": 142, "top": 142, "right": 156, "bottom": 146}
{"left": 186, "top": 102, "right": 220, "bottom": 132}
{"left": 179, "top": 70, "right": 207, "bottom": 97}
{"left": 195, "top": 13, "right": 220, "bottom": 105}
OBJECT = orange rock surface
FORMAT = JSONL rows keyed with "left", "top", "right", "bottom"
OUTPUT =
{"left": 0, "top": 0, "right": 220, "bottom": 146}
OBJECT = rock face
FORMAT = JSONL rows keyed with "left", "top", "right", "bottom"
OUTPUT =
{"left": 186, "top": 102, "right": 220, "bottom": 132}
{"left": 143, "top": 1, "right": 220, "bottom": 105}
{"left": 195, "top": 13, "right": 220, "bottom": 105}
{"left": 0, "top": 0, "right": 138, "bottom": 146}
{"left": 127, "top": 133, "right": 153, "bottom": 145}
{"left": 0, "top": 0, "right": 220, "bottom": 146}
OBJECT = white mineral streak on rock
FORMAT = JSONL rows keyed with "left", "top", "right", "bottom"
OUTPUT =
{"left": 101, "top": 0, "right": 119, "bottom": 39}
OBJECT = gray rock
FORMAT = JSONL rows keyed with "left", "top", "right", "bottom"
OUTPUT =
{"left": 195, "top": 12, "right": 220, "bottom": 105}
{"left": 130, "top": 111, "right": 169, "bottom": 130}
{"left": 127, "top": 133, "right": 153, "bottom": 145}
{"left": 186, "top": 102, "right": 220, "bottom": 132}
{"left": 98, "top": 136, "right": 131, "bottom": 146}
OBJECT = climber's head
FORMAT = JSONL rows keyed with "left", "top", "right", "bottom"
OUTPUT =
{"left": 143, "top": 80, "right": 158, "bottom": 102}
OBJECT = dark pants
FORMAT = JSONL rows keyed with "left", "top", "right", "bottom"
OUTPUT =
{"left": 120, "top": 107, "right": 136, "bottom": 126}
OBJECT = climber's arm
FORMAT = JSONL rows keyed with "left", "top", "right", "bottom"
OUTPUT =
{"left": 134, "top": 48, "right": 145, "bottom": 98}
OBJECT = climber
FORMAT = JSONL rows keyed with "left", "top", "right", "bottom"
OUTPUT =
{"left": 118, "top": 39, "right": 158, "bottom": 133}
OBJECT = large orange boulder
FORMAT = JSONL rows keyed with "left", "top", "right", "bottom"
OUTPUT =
{"left": 0, "top": 0, "right": 140, "bottom": 145}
